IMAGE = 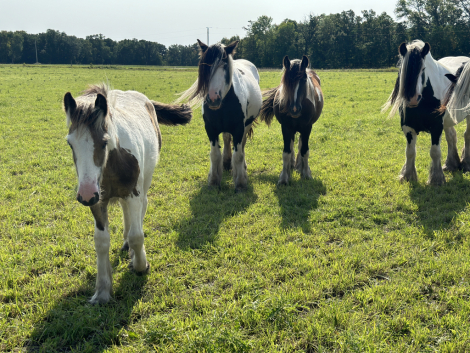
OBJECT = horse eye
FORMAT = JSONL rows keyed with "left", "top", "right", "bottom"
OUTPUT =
{"left": 102, "top": 141, "right": 108, "bottom": 149}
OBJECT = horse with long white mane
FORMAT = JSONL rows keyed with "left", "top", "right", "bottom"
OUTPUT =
{"left": 259, "top": 55, "right": 323, "bottom": 185}
{"left": 440, "top": 61, "right": 470, "bottom": 171}
{"left": 176, "top": 40, "right": 262, "bottom": 192}
{"left": 382, "top": 40, "right": 469, "bottom": 185}
{"left": 63, "top": 84, "right": 192, "bottom": 304}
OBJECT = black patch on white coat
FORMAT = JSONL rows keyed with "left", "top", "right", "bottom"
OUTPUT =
{"left": 202, "top": 85, "right": 245, "bottom": 152}
{"left": 406, "top": 132, "right": 413, "bottom": 144}
{"left": 400, "top": 78, "right": 443, "bottom": 146}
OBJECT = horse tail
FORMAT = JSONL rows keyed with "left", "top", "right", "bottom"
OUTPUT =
{"left": 151, "top": 101, "right": 192, "bottom": 126}
{"left": 259, "top": 87, "right": 278, "bottom": 126}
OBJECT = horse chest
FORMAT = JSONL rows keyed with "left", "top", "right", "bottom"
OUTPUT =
{"left": 203, "top": 86, "right": 245, "bottom": 137}
{"left": 400, "top": 81, "right": 444, "bottom": 136}
{"left": 101, "top": 147, "right": 140, "bottom": 200}
{"left": 274, "top": 99, "right": 318, "bottom": 131}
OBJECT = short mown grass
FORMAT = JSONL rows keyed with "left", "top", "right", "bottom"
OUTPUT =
{"left": 2, "top": 64, "right": 470, "bottom": 352}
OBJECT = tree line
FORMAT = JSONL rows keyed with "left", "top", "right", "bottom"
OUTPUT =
{"left": 1, "top": 0, "right": 470, "bottom": 68}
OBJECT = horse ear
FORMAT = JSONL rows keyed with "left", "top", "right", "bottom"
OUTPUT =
{"left": 300, "top": 55, "right": 309, "bottom": 71}
{"left": 224, "top": 40, "right": 239, "bottom": 56}
{"left": 421, "top": 43, "right": 431, "bottom": 58}
{"left": 197, "top": 39, "right": 208, "bottom": 53}
{"left": 283, "top": 56, "right": 290, "bottom": 70}
{"left": 64, "top": 92, "right": 77, "bottom": 116}
{"left": 399, "top": 42, "right": 407, "bottom": 57}
{"left": 445, "top": 73, "right": 458, "bottom": 84}
{"left": 95, "top": 93, "right": 108, "bottom": 118}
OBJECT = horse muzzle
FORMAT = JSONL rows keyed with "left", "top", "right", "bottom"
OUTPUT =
{"left": 76, "top": 182, "right": 100, "bottom": 206}
{"left": 206, "top": 96, "right": 222, "bottom": 110}
{"left": 289, "top": 104, "right": 302, "bottom": 118}
{"left": 407, "top": 94, "right": 422, "bottom": 108}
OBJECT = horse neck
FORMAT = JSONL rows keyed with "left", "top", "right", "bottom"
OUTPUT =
{"left": 425, "top": 54, "right": 453, "bottom": 100}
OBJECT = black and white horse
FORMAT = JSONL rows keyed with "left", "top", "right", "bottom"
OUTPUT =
{"left": 383, "top": 40, "right": 469, "bottom": 185}
{"left": 259, "top": 55, "right": 323, "bottom": 185}
{"left": 176, "top": 40, "right": 262, "bottom": 192}
{"left": 441, "top": 61, "right": 470, "bottom": 170}
{"left": 64, "top": 84, "right": 191, "bottom": 304}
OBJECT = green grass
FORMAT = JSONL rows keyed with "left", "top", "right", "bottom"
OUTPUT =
{"left": 1, "top": 64, "right": 470, "bottom": 352}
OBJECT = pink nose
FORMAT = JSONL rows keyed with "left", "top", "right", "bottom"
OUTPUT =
{"left": 409, "top": 94, "right": 421, "bottom": 106}
{"left": 77, "top": 182, "right": 100, "bottom": 205}
{"left": 209, "top": 91, "right": 220, "bottom": 102}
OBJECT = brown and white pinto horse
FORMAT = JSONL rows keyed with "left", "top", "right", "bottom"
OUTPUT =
{"left": 63, "top": 84, "right": 191, "bottom": 304}
{"left": 260, "top": 55, "right": 323, "bottom": 185}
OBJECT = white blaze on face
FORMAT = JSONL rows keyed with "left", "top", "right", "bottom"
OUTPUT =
{"left": 208, "top": 66, "right": 227, "bottom": 103}
{"left": 68, "top": 129, "right": 102, "bottom": 203}
{"left": 293, "top": 82, "right": 300, "bottom": 109}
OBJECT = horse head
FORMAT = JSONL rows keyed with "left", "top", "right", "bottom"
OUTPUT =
{"left": 281, "top": 55, "right": 310, "bottom": 118}
{"left": 398, "top": 41, "right": 430, "bottom": 107}
{"left": 64, "top": 88, "right": 112, "bottom": 207}
{"left": 196, "top": 39, "right": 238, "bottom": 110}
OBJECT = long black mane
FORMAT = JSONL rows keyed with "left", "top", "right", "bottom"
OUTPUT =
{"left": 402, "top": 48, "right": 423, "bottom": 101}
{"left": 193, "top": 44, "right": 226, "bottom": 99}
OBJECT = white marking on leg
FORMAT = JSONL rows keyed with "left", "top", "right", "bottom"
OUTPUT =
{"left": 208, "top": 141, "right": 222, "bottom": 186}
{"left": 90, "top": 227, "right": 112, "bottom": 304}
{"left": 232, "top": 142, "right": 247, "bottom": 190}
{"left": 125, "top": 197, "right": 148, "bottom": 273}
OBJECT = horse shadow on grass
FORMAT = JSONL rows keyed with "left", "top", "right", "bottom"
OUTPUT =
{"left": 175, "top": 172, "right": 258, "bottom": 250}
{"left": 25, "top": 252, "right": 147, "bottom": 352}
{"left": 408, "top": 172, "right": 470, "bottom": 239}
{"left": 255, "top": 174, "right": 326, "bottom": 233}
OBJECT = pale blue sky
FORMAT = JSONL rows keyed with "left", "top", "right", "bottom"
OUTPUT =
{"left": 1, "top": 0, "right": 397, "bottom": 46}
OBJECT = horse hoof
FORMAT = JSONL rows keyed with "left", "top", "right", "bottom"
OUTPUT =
{"left": 120, "top": 242, "right": 129, "bottom": 252}
{"left": 89, "top": 292, "right": 112, "bottom": 305}
{"left": 128, "top": 261, "right": 150, "bottom": 276}
{"left": 235, "top": 185, "right": 247, "bottom": 193}
{"left": 443, "top": 164, "right": 460, "bottom": 172}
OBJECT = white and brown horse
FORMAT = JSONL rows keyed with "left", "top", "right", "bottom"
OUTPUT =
{"left": 63, "top": 84, "right": 191, "bottom": 304}
{"left": 382, "top": 40, "right": 469, "bottom": 185}
{"left": 259, "top": 55, "right": 323, "bottom": 185}
{"left": 176, "top": 40, "right": 262, "bottom": 192}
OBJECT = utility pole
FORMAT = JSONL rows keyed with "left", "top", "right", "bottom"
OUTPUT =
{"left": 35, "top": 37, "right": 38, "bottom": 64}
{"left": 206, "top": 27, "right": 212, "bottom": 45}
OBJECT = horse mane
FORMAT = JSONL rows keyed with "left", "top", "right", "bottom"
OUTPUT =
{"left": 66, "top": 83, "right": 111, "bottom": 133}
{"left": 382, "top": 40, "right": 425, "bottom": 118}
{"left": 276, "top": 59, "right": 307, "bottom": 113}
{"left": 175, "top": 43, "right": 232, "bottom": 108}
{"left": 441, "top": 61, "right": 470, "bottom": 124}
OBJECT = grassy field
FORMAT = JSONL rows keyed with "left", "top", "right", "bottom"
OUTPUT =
{"left": 2, "top": 64, "right": 470, "bottom": 352}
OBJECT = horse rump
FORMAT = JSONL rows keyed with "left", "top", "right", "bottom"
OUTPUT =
{"left": 259, "top": 87, "right": 278, "bottom": 126}
{"left": 151, "top": 101, "right": 192, "bottom": 126}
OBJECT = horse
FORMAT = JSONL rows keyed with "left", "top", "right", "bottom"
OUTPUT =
{"left": 63, "top": 84, "right": 191, "bottom": 304}
{"left": 382, "top": 40, "right": 469, "bottom": 185}
{"left": 440, "top": 61, "right": 470, "bottom": 170}
{"left": 259, "top": 55, "right": 323, "bottom": 185}
{"left": 175, "top": 40, "right": 262, "bottom": 192}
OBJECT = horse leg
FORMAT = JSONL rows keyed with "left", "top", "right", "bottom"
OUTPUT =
{"left": 428, "top": 129, "right": 446, "bottom": 185}
{"left": 461, "top": 117, "right": 470, "bottom": 172}
{"left": 400, "top": 126, "right": 418, "bottom": 182}
{"left": 296, "top": 126, "right": 313, "bottom": 179}
{"left": 290, "top": 138, "right": 295, "bottom": 169}
{"left": 125, "top": 195, "right": 150, "bottom": 274}
{"left": 232, "top": 128, "right": 248, "bottom": 192}
{"left": 208, "top": 138, "right": 223, "bottom": 187}
{"left": 278, "top": 124, "right": 295, "bottom": 185}
{"left": 222, "top": 133, "right": 232, "bottom": 171}
{"left": 443, "top": 126, "right": 460, "bottom": 171}
{"left": 89, "top": 201, "right": 113, "bottom": 304}
{"left": 118, "top": 199, "right": 131, "bottom": 252}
